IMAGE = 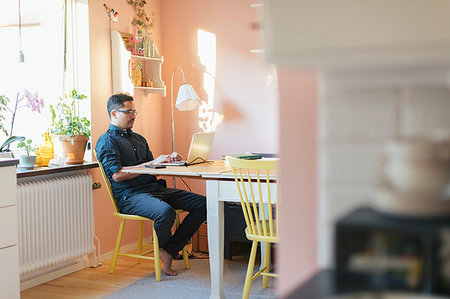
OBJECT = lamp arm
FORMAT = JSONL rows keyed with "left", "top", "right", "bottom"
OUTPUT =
{"left": 171, "top": 69, "right": 175, "bottom": 153}
{"left": 170, "top": 66, "right": 188, "bottom": 154}
{"left": 174, "top": 66, "right": 187, "bottom": 84}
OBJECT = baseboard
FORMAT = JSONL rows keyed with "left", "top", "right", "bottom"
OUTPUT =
{"left": 20, "top": 237, "right": 154, "bottom": 291}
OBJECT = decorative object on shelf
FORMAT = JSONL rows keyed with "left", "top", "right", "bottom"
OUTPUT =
{"left": 127, "top": 0, "right": 159, "bottom": 59}
{"left": 127, "top": 0, "right": 155, "bottom": 35}
{"left": 130, "top": 28, "right": 144, "bottom": 56}
{"left": 17, "top": 138, "right": 37, "bottom": 168}
{"left": 103, "top": 3, "right": 119, "bottom": 22}
{"left": 49, "top": 89, "right": 91, "bottom": 165}
{"left": 131, "top": 62, "right": 143, "bottom": 86}
{"left": 110, "top": 30, "right": 166, "bottom": 96}
{"left": 144, "top": 35, "right": 159, "bottom": 58}
{"left": 141, "top": 80, "right": 153, "bottom": 87}
{"left": 373, "top": 136, "right": 450, "bottom": 217}
{"left": 39, "top": 132, "right": 54, "bottom": 167}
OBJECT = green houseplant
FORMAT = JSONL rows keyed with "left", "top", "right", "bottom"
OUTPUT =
{"left": 49, "top": 89, "right": 91, "bottom": 164}
{"left": 16, "top": 138, "right": 37, "bottom": 168}
{"left": 128, "top": 0, "right": 155, "bottom": 34}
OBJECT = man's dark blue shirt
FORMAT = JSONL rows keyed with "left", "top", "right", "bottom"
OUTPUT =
{"left": 95, "top": 124, "right": 164, "bottom": 207}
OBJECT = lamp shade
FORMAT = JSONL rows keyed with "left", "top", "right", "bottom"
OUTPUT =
{"left": 175, "top": 84, "right": 202, "bottom": 111}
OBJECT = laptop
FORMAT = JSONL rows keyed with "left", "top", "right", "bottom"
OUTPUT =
{"left": 157, "top": 132, "right": 215, "bottom": 166}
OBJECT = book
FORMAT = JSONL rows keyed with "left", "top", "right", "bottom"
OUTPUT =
{"left": 227, "top": 154, "right": 262, "bottom": 160}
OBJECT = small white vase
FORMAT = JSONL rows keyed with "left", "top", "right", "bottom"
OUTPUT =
{"left": 19, "top": 155, "right": 37, "bottom": 168}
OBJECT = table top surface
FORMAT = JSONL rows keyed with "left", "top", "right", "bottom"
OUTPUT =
{"left": 124, "top": 160, "right": 278, "bottom": 180}
{"left": 123, "top": 160, "right": 233, "bottom": 178}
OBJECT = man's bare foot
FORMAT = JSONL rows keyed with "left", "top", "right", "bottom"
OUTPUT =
{"left": 159, "top": 248, "right": 177, "bottom": 276}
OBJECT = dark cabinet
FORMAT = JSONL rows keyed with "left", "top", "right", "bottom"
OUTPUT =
{"left": 224, "top": 202, "right": 250, "bottom": 259}
{"left": 335, "top": 207, "right": 450, "bottom": 296}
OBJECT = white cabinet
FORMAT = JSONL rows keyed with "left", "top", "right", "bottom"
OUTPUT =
{"left": 0, "top": 159, "right": 20, "bottom": 298}
{"left": 111, "top": 30, "right": 166, "bottom": 96}
{"left": 264, "top": 0, "right": 450, "bottom": 69}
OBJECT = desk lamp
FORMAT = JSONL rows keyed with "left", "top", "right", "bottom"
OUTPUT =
{"left": 170, "top": 66, "right": 202, "bottom": 153}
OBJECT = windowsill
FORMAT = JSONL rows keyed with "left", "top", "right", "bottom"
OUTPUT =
{"left": 16, "top": 161, "right": 98, "bottom": 178}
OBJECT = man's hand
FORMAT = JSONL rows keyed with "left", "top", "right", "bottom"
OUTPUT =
{"left": 145, "top": 153, "right": 182, "bottom": 167}
{"left": 171, "top": 152, "right": 182, "bottom": 161}
{"left": 151, "top": 154, "right": 172, "bottom": 165}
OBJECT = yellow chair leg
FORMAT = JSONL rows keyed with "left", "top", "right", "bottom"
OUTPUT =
{"left": 137, "top": 220, "right": 144, "bottom": 264}
{"left": 182, "top": 247, "right": 190, "bottom": 269}
{"left": 243, "top": 240, "right": 258, "bottom": 299}
{"left": 176, "top": 212, "right": 190, "bottom": 269}
{"left": 110, "top": 219, "right": 126, "bottom": 274}
{"left": 153, "top": 226, "right": 161, "bottom": 282}
{"left": 263, "top": 242, "right": 271, "bottom": 288}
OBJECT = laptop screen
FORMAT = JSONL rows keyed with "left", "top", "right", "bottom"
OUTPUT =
{"left": 186, "top": 132, "right": 215, "bottom": 164}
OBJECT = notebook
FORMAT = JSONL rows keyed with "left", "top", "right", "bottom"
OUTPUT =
{"left": 157, "top": 132, "right": 215, "bottom": 166}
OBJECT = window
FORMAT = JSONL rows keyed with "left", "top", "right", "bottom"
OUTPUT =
{"left": 0, "top": 0, "right": 90, "bottom": 155}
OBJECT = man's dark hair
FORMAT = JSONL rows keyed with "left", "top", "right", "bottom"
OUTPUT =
{"left": 107, "top": 93, "right": 134, "bottom": 117}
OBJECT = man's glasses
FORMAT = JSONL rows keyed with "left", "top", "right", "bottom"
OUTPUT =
{"left": 116, "top": 109, "right": 138, "bottom": 116}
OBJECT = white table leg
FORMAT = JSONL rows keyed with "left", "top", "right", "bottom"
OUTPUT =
{"left": 206, "top": 180, "right": 225, "bottom": 299}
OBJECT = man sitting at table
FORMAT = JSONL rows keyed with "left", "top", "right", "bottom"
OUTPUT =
{"left": 95, "top": 93, "right": 206, "bottom": 276}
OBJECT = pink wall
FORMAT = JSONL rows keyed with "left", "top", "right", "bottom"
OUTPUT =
{"left": 277, "top": 69, "right": 319, "bottom": 297}
{"left": 87, "top": 4, "right": 316, "bottom": 298}
{"left": 88, "top": 0, "right": 278, "bottom": 254}
{"left": 160, "top": 0, "right": 278, "bottom": 161}
{"left": 88, "top": 0, "right": 164, "bottom": 253}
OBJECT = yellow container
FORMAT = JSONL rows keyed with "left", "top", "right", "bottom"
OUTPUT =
{"left": 131, "top": 62, "right": 142, "bottom": 87}
{"left": 35, "top": 147, "right": 42, "bottom": 167}
{"left": 40, "top": 132, "right": 54, "bottom": 167}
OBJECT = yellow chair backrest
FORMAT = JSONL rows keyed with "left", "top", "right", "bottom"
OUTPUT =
{"left": 227, "top": 157, "right": 279, "bottom": 238}
{"left": 94, "top": 150, "right": 120, "bottom": 213}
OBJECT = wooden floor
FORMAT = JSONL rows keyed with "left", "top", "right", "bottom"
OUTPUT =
{"left": 20, "top": 243, "right": 253, "bottom": 299}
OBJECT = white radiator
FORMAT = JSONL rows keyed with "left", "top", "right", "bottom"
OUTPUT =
{"left": 17, "top": 174, "right": 95, "bottom": 276}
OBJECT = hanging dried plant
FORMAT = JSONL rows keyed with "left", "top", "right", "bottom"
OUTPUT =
{"left": 127, "top": 0, "right": 155, "bottom": 34}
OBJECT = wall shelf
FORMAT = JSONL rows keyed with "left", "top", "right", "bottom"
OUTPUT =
{"left": 111, "top": 30, "right": 166, "bottom": 96}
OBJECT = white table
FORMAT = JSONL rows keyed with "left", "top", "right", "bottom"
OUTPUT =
{"left": 124, "top": 161, "right": 277, "bottom": 299}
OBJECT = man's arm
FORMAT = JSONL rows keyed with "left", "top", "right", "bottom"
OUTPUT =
{"left": 111, "top": 154, "right": 174, "bottom": 182}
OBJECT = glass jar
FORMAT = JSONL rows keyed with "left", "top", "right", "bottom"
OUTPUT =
{"left": 40, "top": 132, "right": 54, "bottom": 167}
{"left": 34, "top": 147, "right": 42, "bottom": 167}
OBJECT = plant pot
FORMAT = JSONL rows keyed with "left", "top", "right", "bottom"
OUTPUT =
{"left": 19, "top": 155, "right": 37, "bottom": 168}
{"left": 58, "top": 135, "right": 89, "bottom": 165}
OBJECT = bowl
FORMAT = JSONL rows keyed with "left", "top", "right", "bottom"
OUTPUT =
{"left": 383, "top": 158, "right": 450, "bottom": 195}
{"left": 373, "top": 187, "right": 450, "bottom": 217}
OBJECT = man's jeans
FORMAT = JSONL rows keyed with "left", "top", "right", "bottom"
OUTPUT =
{"left": 120, "top": 188, "right": 207, "bottom": 259}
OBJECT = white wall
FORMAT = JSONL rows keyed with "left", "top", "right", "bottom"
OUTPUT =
{"left": 318, "top": 67, "right": 450, "bottom": 267}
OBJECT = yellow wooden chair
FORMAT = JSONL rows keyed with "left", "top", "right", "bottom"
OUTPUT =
{"left": 95, "top": 151, "right": 190, "bottom": 281}
{"left": 228, "top": 156, "right": 279, "bottom": 299}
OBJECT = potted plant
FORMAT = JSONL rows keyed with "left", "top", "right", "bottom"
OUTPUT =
{"left": 49, "top": 89, "right": 91, "bottom": 165}
{"left": 16, "top": 138, "right": 36, "bottom": 168}
{"left": 0, "top": 92, "right": 44, "bottom": 158}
